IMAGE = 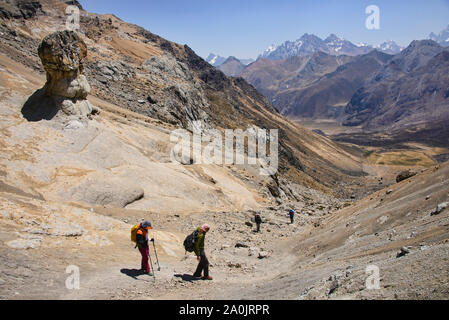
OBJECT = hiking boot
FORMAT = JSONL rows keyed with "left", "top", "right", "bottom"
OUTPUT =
{"left": 202, "top": 276, "right": 213, "bottom": 281}
{"left": 143, "top": 271, "right": 153, "bottom": 276}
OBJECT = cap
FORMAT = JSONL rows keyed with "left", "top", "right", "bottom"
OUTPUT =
{"left": 141, "top": 221, "right": 153, "bottom": 229}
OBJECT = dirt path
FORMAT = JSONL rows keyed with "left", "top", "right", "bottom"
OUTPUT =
{"left": 59, "top": 219, "right": 304, "bottom": 300}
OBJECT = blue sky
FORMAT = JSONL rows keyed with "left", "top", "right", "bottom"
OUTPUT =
{"left": 78, "top": 0, "right": 449, "bottom": 60}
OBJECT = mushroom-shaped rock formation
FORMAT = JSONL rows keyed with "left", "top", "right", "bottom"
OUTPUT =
{"left": 22, "top": 30, "right": 95, "bottom": 123}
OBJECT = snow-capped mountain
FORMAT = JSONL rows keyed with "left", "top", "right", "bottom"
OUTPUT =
{"left": 324, "top": 34, "right": 371, "bottom": 55}
{"left": 259, "top": 33, "right": 374, "bottom": 59}
{"left": 206, "top": 53, "right": 227, "bottom": 67}
{"left": 356, "top": 42, "right": 370, "bottom": 48}
{"left": 206, "top": 53, "right": 254, "bottom": 67}
{"left": 259, "top": 34, "right": 404, "bottom": 60}
{"left": 259, "top": 33, "right": 330, "bottom": 60}
{"left": 429, "top": 24, "right": 449, "bottom": 47}
{"left": 262, "top": 44, "right": 277, "bottom": 57}
{"left": 374, "top": 41, "right": 403, "bottom": 54}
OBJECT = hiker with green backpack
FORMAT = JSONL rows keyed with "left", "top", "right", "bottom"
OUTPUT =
{"left": 131, "top": 221, "right": 153, "bottom": 275}
{"left": 183, "top": 224, "right": 212, "bottom": 280}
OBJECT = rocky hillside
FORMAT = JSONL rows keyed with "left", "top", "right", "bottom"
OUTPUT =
{"left": 221, "top": 162, "right": 449, "bottom": 300}
{"left": 0, "top": 0, "right": 43, "bottom": 19}
{"left": 0, "top": 0, "right": 448, "bottom": 301}
{"left": 0, "top": 0, "right": 373, "bottom": 214}
{"left": 342, "top": 40, "right": 449, "bottom": 134}
{"left": 242, "top": 50, "right": 392, "bottom": 119}
{"left": 0, "top": 0, "right": 372, "bottom": 206}
{"left": 240, "top": 52, "right": 354, "bottom": 104}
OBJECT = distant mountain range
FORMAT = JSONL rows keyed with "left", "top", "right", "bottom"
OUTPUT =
{"left": 241, "top": 39, "right": 449, "bottom": 138}
{"left": 206, "top": 33, "right": 405, "bottom": 76}
{"left": 204, "top": 26, "right": 449, "bottom": 141}
{"left": 208, "top": 25, "right": 449, "bottom": 69}
{"left": 259, "top": 33, "right": 404, "bottom": 60}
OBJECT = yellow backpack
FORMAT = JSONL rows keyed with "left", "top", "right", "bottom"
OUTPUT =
{"left": 131, "top": 223, "right": 141, "bottom": 243}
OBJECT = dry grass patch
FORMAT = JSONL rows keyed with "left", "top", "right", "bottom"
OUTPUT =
{"left": 365, "top": 150, "right": 436, "bottom": 167}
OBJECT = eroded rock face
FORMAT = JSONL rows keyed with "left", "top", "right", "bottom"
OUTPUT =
{"left": 140, "top": 54, "right": 210, "bottom": 128}
{"left": 22, "top": 30, "right": 95, "bottom": 122}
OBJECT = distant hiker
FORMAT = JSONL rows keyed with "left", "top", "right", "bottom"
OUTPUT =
{"left": 132, "top": 221, "right": 153, "bottom": 275}
{"left": 254, "top": 213, "right": 262, "bottom": 232}
{"left": 288, "top": 209, "right": 295, "bottom": 224}
{"left": 193, "top": 224, "right": 212, "bottom": 280}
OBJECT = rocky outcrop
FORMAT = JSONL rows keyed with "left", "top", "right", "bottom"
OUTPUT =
{"left": 93, "top": 60, "right": 135, "bottom": 84}
{"left": 22, "top": 30, "right": 95, "bottom": 123}
{"left": 140, "top": 54, "right": 210, "bottom": 127}
{"left": 430, "top": 202, "right": 448, "bottom": 216}
{"left": 68, "top": 177, "right": 144, "bottom": 208}
{"left": 0, "top": 0, "right": 43, "bottom": 20}
{"left": 396, "top": 170, "right": 417, "bottom": 183}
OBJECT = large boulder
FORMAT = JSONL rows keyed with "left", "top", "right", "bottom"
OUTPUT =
{"left": 22, "top": 30, "right": 95, "bottom": 122}
{"left": 396, "top": 170, "right": 417, "bottom": 183}
{"left": 430, "top": 202, "right": 448, "bottom": 216}
{"left": 69, "top": 177, "right": 145, "bottom": 208}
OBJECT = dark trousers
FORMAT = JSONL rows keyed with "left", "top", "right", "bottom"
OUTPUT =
{"left": 256, "top": 222, "right": 261, "bottom": 232}
{"left": 290, "top": 216, "right": 294, "bottom": 224}
{"left": 194, "top": 251, "right": 209, "bottom": 277}
{"left": 139, "top": 246, "right": 150, "bottom": 273}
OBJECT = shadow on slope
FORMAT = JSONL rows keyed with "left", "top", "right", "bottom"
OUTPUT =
{"left": 21, "top": 88, "right": 59, "bottom": 122}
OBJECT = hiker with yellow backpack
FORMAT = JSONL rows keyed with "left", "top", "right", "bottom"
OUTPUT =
{"left": 131, "top": 221, "right": 153, "bottom": 275}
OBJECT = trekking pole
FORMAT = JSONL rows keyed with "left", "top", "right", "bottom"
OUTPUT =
{"left": 148, "top": 246, "right": 155, "bottom": 279}
{"left": 150, "top": 238, "right": 161, "bottom": 271}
